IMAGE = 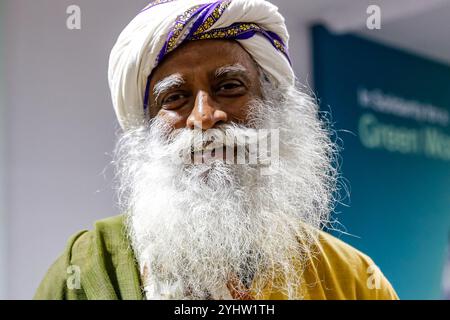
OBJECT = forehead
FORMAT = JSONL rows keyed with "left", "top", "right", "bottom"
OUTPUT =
{"left": 150, "top": 40, "right": 259, "bottom": 84}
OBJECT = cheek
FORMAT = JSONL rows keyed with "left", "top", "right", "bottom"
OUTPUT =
{"left": 155, "top": 109, "right": 188, "bottom": 129}
{"left": 225, "top": 97, "right": 253, "bottom": 123}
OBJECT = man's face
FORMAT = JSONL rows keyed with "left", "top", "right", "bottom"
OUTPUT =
{"left": 148, "top": 40, "right": 263, "bottom": 130}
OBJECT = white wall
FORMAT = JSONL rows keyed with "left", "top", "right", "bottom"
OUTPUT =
{"left": 1, "top": 0, "right": 311, "bottom": 299}
{"left": 3, "top": 0, "right": 151, "bottom": 299}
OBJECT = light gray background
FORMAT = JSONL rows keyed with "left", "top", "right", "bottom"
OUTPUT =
{"left": 1, "top": 0, "right": 450, "bottom": 299}
{"left": 3, "top": 0, "right": 150, "bottom": 299}
{"left": 0, "top": 0, "right": 6, "bottom": 300}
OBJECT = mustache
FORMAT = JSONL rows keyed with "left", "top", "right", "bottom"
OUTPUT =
{"left": 168, "top": 124, "right": 259, "bottom": 147}
{"left": 158, "top": 123, "right": 272, "bottom": 164}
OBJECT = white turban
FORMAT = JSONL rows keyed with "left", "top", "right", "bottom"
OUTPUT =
{"left": 108, "top": 0, "right": 295, "bottom": 130}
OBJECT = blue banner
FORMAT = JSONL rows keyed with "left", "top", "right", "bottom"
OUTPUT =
{"left": 312, "top": 25, "right": 450, "bottom": 299}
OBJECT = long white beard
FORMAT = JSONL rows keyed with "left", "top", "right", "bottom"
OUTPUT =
{"left": 113, "top": 81, "right": 339, "bottom": 300}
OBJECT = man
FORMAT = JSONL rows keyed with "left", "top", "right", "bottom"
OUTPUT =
{"left": 35, "top": 0, "right": 398, "bottom": 300}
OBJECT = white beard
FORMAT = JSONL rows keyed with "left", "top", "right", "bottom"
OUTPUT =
{"left": 113, "top": 80, "right": 339, "bottom": 300}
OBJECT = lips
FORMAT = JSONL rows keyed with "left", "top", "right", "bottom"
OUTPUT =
{"left": 190, "top": 140, "right": 227, "bottom": 153}
{"left": 188, "top": 139, "right": 249, "bottom": 164}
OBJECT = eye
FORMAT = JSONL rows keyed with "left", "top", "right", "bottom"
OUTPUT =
{"left": 217, "top": 80, "right": 245, "bottom": 93}
{"left": 161, "top": 92, "right": 189, "bottom": 106}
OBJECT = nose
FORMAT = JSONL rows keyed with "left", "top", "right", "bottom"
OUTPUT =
{"left": 186, "top": 91, "right": 228, "bottom": 130}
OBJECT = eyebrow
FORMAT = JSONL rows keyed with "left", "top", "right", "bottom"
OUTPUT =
{"left": 153, "top": 73, "right": 185, "bottom": 102}
{"left": 214, "top": 63, "right": 248, "bottom": 79}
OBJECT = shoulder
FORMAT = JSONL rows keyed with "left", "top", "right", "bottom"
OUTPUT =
{"left": 34, "top": 230, "right": 89, "bottom": 300}
{"left": 301, "top": 229, "right": 399, "bottom": 300}
{"left": 316, "top": 230, "right": 375, "bottom": 272}
{"left": 60, "top": 214, "right": 129, "bottom": 267}
{"left": 93, "top": 214, "right": 127, "bottom": 235}
{"left": 34, "top": 214, "right": 140, "bottom": 300}
{"left": 70, "top": 214, "right": 129, "bottom": 255}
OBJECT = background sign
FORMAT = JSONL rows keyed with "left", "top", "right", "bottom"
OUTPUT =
{"left": 313, "top": 25, "right": 450, "bottom": 299}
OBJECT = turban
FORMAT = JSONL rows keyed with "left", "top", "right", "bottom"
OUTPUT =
{"left": 108, "top": 0, "right": 294, "bottom": 130}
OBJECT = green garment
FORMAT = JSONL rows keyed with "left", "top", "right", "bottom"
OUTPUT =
{"left": 34, "top": 214, "right": 398, "bottom": 300}
{"left": 34, "top": 215, "right": 143, "bottom": 300}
